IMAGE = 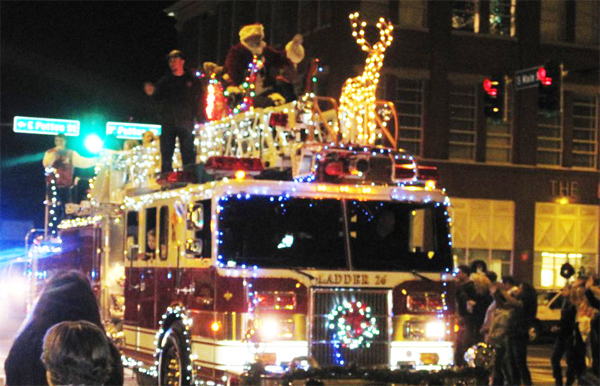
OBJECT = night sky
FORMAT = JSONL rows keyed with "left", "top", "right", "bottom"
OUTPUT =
{"left": 1, "top": 1, "right": 177, "bottom": 229}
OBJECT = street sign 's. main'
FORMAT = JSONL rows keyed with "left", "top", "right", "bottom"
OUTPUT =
{"left": 515, "top": 66, "right": 542, "bottom": 91}
{"left": 13, "top": 116, "right": 80, "bottom": 136}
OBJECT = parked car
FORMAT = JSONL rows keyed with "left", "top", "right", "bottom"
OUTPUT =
{"left": 530, "top": 290, "right": 563, "bottom": 342}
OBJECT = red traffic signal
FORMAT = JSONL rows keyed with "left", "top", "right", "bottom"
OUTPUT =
{"left": 483, "top": 79, "right": 499, "bottom": 97}
{"left": 483, "top": 77, "right": 504, "bottom": 120}
{"left": 537, "top": 67, "right": 553, "bottom": 86}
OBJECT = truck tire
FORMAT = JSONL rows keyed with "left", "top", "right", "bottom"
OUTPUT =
{"left": 158, "top": 321, "right": 192, "bottom": 386}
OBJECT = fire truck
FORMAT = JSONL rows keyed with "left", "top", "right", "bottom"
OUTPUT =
{"left": 30, "top": 15, "right": 458, "bottom": 386}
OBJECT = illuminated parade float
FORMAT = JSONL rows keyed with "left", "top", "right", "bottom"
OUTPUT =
{"left": 27, "top": 14, "right": 486, "bottom": 386}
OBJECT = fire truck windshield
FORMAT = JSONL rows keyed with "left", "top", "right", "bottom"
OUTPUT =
{"left": 217, "top": 196, "right": 451, "bottom": 272}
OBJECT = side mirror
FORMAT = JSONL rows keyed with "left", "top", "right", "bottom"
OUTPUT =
{"left": 187, "top": 204, "right": 204, "bottom": 230}
{"left": 185, "top": 239, "right": 203, "bottom": 257}
{"left": 129, "top": 245, "right": 139, "bottom": 261}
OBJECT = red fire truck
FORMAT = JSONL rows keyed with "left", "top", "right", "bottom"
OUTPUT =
{"left": 31, "top": 132, "right": 456, "bottom": 385}
{"left": 30, "top": 15, "right": 458, "bottom": 384}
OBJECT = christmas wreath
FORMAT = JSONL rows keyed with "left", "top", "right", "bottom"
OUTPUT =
{"left": 328, "top": 301, "right": 380, "bottom": 349}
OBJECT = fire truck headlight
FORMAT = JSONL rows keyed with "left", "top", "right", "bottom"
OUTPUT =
{"left": 260, "top": 319, "right": 279, "bottom": 341}
{"left": 425, "top": 322, "right": 445, "bottom": 339}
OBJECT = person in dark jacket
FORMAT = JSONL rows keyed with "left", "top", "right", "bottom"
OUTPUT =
{"left": 153, "top": 50, "right": 203, "bottom": 174}
{"left": 4, "top": 270, "right": 123, "bottom": 386}
{"left": 453, "top": 265, "right": 478, "bottom": 366}
{"left": 505, "top": 279, "right": 537, "bottom": 386}
{"left": 584, "top": 275, "right": 599, "bottom": 379}
{"left": 551, "top": 283, "right": 579, "bottom": 386}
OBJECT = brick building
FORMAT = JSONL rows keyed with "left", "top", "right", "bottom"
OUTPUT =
{"left": 166, "top": 0, "right": 599, "bottom": 288}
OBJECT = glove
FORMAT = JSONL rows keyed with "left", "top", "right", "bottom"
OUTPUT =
{"left": 268, "top": 93, "right": 286, "bottom": 106}
{"left": 286, "top": 34, "right": 305, "bottom": 64}
{"left": 226, "top": 86, "right": 243, "bottom": 95}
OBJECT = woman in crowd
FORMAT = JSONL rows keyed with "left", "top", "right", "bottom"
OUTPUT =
{"left": 4, "top": 270, "right": 123, "bottom": 385}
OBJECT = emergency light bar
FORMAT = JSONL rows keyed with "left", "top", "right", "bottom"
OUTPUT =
{"left": 204, "top": 156, "right": 264, "bottom": 178}
{"left": 294, "top": 144, "right": 421, "bottom": 185}
{"left": 416, "top": 165, "right": 438, "bottom": 182}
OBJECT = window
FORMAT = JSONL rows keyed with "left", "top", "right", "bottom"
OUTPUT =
{"left": 126, "top": 211, "right": 138, "bottom": 261}
{"left": 393, "top": 78, "right": 424, "bottom": 156}
{"left": 452, "top": 0, "right": 477, "bottom": 32}
{"left": 534, "top": 203, "right": 599, "bottom": 289}
{"left": 159, "top": 206, "right": 169, "bottom": 261}
{"left": 389, "top": 0, "right": 427, "bottom": 29}
{"left": 185, "top": 200, "right": 212, "bottom": 258}
{"left": 449, "top": 84, "right": 477, "bottom": 160}
{"left": 537, "top": 110, "right": 563, "bottom": 166}
{"left": 453, "top": 248, "right": 512, "bottom": 278}
{"left": 489, "top": 0, "right": 515, "bottom": 36}
{"left": 362, "top": 0, "right": 388, "bottom": 23}
{"left": 299, "top": 0, "right": 332, "bottom": 34}
{"left": 534, "top": 252, "right": 592, "bottom": 289}
{"left": 486, "top": 79, "right": 512, "bottom": 163}
{"left": 217, "top": 196, "right": 452, "bottom": 272}
{"left": 572, "top": 95, "right": 599, "bottom": 169}
{"left": 576, "top": 0, "right": 599, "bottom": 45}
{"left": 144, "top": 207, "right": 157, "bottom": 260}
{"left": 450, "top": 199, "right": 514, "bottom": 277}
{"left": 540, "top": 0, "right": 566, "bottom": 42}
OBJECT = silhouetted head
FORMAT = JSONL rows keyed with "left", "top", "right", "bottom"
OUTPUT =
{"left": 42, "top": 320, "right": 112, "bottom": 386}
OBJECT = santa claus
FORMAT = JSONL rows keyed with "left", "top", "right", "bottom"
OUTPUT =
{"left": 222, "top": 23, "right": 304, "bottom": 108}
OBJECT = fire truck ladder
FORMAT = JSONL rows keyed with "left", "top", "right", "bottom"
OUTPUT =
{"left": 197, "top": 96, "right": 399, "bottom": 168}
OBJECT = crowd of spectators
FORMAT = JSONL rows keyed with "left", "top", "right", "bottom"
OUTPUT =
{"left": 454, "top": 260, "right": 599, "bottom": 386}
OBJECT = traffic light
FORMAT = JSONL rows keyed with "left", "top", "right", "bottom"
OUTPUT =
{"left": 483, "top": 77, "right": 504, "bottom": 121}
{"left": 538, "top": 61, "right": 560, "bottom": 113}
{"left": 84, "top": 134, "right": 104, "bottom": 154}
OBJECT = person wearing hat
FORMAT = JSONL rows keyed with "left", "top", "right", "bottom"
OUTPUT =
{"left": 153, "top": 50, "right": 203, "bottom": 174}
{"left": 222, "top": 23, "right": 304, "bottom": 108}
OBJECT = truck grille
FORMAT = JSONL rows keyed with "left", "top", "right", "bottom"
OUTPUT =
{"left": 311, "top": 288, "right": 390, "bottom": 367}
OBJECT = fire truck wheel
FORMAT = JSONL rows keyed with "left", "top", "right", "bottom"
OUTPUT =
{"left": 158, "top": 321, "right": 192, "bottom": 386}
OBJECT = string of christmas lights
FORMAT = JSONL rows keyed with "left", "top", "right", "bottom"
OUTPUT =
{"left": 44, "top": 167, "right": 60, "bottom": 236}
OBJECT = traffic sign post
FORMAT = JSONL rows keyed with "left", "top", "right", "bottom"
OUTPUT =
{"left": 106, "top": 122, "right": 161, "bottom": 140}
{"left": 13, "top": 116, "right": 80, "bottom": 136}
{"left": 515, "top": 66, "right": 542, "bottom": 91}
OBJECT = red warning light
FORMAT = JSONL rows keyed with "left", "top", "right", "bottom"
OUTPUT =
{"left": 537, "top": 67, "right": 552, "bottom": 86}
{"left": 483, "top": 79, "right": 498, "bottom": 97}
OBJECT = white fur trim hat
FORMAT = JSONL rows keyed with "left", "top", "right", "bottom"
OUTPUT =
{"left": 239, "top": 23, "right": 264, "bottom": 42}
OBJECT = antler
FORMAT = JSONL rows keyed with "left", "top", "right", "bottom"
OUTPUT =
{"left": 349, "top": 13, "right": 394, "bottom": 53}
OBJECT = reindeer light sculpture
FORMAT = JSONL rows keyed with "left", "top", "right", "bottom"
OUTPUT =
{"left": 338, "top": 12, "right": 394, "bottom": 145}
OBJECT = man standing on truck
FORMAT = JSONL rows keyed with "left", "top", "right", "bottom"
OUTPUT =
{"left": 153, "top": 50, "right": 203, "bottom": 174}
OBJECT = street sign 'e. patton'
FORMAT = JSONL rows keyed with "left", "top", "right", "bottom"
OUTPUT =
{"left": 13, "top": 116, "right": 80, "bottom": 136}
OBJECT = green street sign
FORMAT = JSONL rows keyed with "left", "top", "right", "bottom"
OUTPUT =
{"left": 13, "top": 116, "right": 80, "bottom": 136}
{"left": 106, "top": 122, "right": 161, "bottom": 140}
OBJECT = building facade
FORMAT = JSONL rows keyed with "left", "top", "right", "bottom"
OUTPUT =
{"left": 166, "top": 0, "right": 600, "bottom": 289}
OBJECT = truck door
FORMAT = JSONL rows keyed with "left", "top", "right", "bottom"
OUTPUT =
{"left": 138, "top": 207, "right": 158, "bottom": 329}
{"left": 124, "top": 210, "right": 141, "bottom": 326}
